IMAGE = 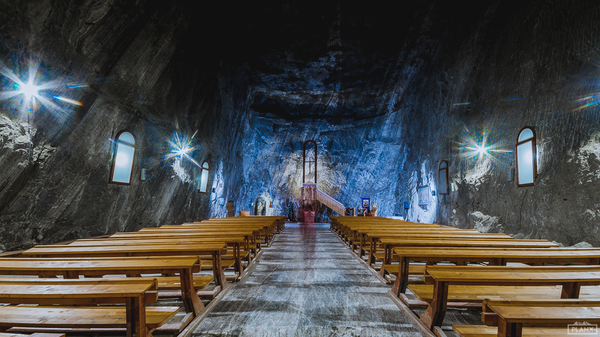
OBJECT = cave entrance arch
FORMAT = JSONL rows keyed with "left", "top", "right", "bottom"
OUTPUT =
{"left": 302, "top": 140, "right": 317, "bottom": 184}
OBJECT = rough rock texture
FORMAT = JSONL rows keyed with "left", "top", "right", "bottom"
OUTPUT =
{"left": 232, "top": 1, "right": 600, "bottom": 246}
{"left": 0, "top": 1, "right": 599, "bottom": 249}
{"left": 0, "top": 0, "right": 244, "bottom": 250}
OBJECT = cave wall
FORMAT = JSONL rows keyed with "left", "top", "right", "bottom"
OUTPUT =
{"left": 0, "top": 0, "right": 244, "bottom": 251}
{"left": 398, "top": 1, "right": 600, "bottom": 245}
{"left": 0, "top": 0, "right": 599, "bottom": 250}
{"left": 234, "top": 1, "right": 600, "bottom": 246}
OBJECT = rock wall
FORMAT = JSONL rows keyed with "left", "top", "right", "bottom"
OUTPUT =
{"left": 0, "top": 0, "right": 245, "bottom": 250}
{"left": 1, "top": 1, "right": 599, "bottom": 250}
{"left": 234, "top": 2, "right": 600, "bottom": 246}
{"left": 388, "top": 2, "right": 600, "bottom": 245}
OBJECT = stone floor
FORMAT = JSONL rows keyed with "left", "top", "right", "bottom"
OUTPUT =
{"left": 191, "top": 223, "right": 425, "bottom": 336}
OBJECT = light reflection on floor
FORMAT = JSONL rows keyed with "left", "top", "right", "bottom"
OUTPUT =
{"left": 191, "top": 223, "right": 423, "bottom": 337}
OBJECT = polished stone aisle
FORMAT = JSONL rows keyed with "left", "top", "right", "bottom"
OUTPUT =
{"left": 191, "top": 223, "right": 424, "bottom": 337}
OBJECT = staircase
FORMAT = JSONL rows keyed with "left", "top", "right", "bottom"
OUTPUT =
{"left": 316, "top": 189, "right": 345, "bottom": 215}
{"left": 301, "top": 183, "right": 345, "bottom": 215}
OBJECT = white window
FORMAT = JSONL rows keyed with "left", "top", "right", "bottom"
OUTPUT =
{"left": 110, "top": 131, "right": 136, "bottom": 185}
{"left": 439, "top": 160, "right": 449, "bottom": 195}
{"left": 516, "top": 127, "right": 537, "bottom": 186}
{"left": 199, "top": 161, "right": 209, "bottom": 193}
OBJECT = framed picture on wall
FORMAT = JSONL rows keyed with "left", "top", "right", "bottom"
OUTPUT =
{"left": 418, "top": 186, "right": 430, "bottom": 205}
{"left": 361, "top": 197, "right": 371, "bottom": 211}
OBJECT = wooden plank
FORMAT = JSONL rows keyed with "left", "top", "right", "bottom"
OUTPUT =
{"left": 0, "top": 306, "right": 179, "bottom": 329}
{"left": 453, "top": 325, "right": 567, "bottom": 337}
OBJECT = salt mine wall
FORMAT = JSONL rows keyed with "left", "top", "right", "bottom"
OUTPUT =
{"left": 234, "top": 2, "right": 600, "bottom": 246}
{"left": 0, "top": 1, "right": 245, "bottom": 250}
{"left": 401, "top": 2, "right": 600, "bottom": 246}
{"left": 0, "top": 1, "right": 599, "bottom": 250}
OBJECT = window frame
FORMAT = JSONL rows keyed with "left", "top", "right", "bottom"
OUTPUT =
{"left": 109, "top": 130, "right": 136, "bottom": 185}
{"left": 438, "top": 160, "right": 449, "bottom": 195}
{"left": 198, "top": 161, "right": 210, "bottom": 193}
{"left": 516, "top": 126, "right": 537, "bottom": 187}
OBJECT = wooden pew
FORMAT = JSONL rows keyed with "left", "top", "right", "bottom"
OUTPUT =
{"left": 453, "top": 299, "right": 600, "bottom": 337}
{"left": 0, "top": 277, "right": 177, "bottom": 337}
{"left": 0, "top": 256, "right": 205, "bottom": 317}
{"left": 390, "top": 247, "right": 600, "bottom": 297}
{"left": 171, "top": 222, "right": 274, "bottom": 245}
{"left": 411, "top": 264, "right": 600, "bottom": 329}
{"left": 362, "top": 232, "right": 513, "bottom": 263}
{"left": 70, "top": 236, "right": 249, "bottom": 278}
{"left": 110, "top": 230, "right": 260, "bottom": 254}
{"left": 21, "top": 243, "right": 229, "bottom": 293}
{"left": 0, "top": 332, "right": 65, "bottom": 337}
{"left": 378, "top": 238, "right": 558, "bottom": 268}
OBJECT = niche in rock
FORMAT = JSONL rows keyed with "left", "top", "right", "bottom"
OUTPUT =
{"left": 254, "top": 196, "right": 266, "bottom": 216}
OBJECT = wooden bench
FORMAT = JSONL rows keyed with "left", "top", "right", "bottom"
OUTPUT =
{"left": 0, "top": 256, "right": 206, "bottom": 316}
{"left": 379, "top": 239, "right": 558, "bottom": 269}
{"left": 0, "top": 278, "right": 177, "bottom": 337}
{"left": 0, "top": 306, "right": 178, "bottom": 337}
{"left": 0, "top": 332, "right": 65, "bottom": 337}
{"left": 453, "top": 324, "right": 567, "bottom": 337}
{"left": 362, "top": 233, "right": 513, "bottom": 260}
{"left": 473, "top": 299, "right": 600, "bottom": 337}
{"left": 415, "top": 265, "right": 600, "bottom": 330}
{"left": 390, "top": 247, "right": 600, "bottom": 297}
{"left": 70, "top": 237, "right": 249, "bottom": 277}
{"left": 21, "top": 243, "right": 229, "bottom": 293}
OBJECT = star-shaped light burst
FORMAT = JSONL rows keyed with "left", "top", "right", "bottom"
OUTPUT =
{"left": 0, "top": 61, "right": 67, "bottom": 114}
{"left": 457, "top": 131, "right": 512, "bottom": 163}
{"left": 164, "top": 131, "right": 201, "bottom": 167}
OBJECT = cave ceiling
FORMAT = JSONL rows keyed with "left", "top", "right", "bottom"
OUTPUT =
{"left": 177, "top": 1, "right": 488, "bottom": 121}
{"left": 0, "top": 1, "right": 492, "bottom": 122}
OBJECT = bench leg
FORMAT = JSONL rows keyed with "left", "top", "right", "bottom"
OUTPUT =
{"left": 181, "top": 269, "right": 204, "bottom": 316}
{"left": 213, "top": 252, "right": 228, "bottom": 290}
{"left": 234, "top": 244, "right": 242, "bottom": 275}
{"left": 561, "top": 282, "right": 581, "bottom": 298}
{"left": 497, "top": 318, "right": 522, "bottom": 337}
{"left": 420, "top": 280, "right": 448, "bottom": 330}
{"left": 126, "top": 297, "right": 147, "bottom": 337}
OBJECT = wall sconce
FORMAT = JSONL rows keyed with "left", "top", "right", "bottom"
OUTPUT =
{"left": 140, "top": 168, "right": 146, "bottom": 181}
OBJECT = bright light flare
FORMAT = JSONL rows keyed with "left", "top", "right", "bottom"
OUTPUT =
{"left": 164, "top": 131, "right": 201, "bottom": 168}
{"left": 19, "top": 80, "right": 39, "bottom": 98}
{"left": 458, "top": 132, "right": 512, "bottom": 162}
{"left": 573, "top": 93, "right": 600, "bottom": 112}
{"left": 0, "top": 61, "right": 64, "bottom": 114}
{"left": 53, "top": 95, "right": 83, "bottom": 106}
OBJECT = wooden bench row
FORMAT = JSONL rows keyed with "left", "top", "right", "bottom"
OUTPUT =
{"left": 330, "top": 216, "right": 600, "bottom": 337}
{"left": 0, "top": 216, "right": 285, "bottom": 337}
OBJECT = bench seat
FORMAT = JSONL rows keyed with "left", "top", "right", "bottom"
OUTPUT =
{"left": 199, "top": 259, "right": 236, "bottom": 270}
{"left": 382, "top": 264, "right": 426, "bottom": 275}
{"left": 0, "top": 332, "right": 65, "bottom": 337}
{"left": 408, "top": 284, "right": 600, "bottom": 303}
{"left": 0, "top": 306, "right": 179, "bottom": 330}
{"left": 156, "top": 275, "right": 213, "bottom": 290}
{"left": 453, "top": 325, "right": 567, "bottom": 337}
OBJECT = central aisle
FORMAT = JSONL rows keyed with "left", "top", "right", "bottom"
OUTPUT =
{"left": 192, "top": 223, "right": 424, "bottom": 336}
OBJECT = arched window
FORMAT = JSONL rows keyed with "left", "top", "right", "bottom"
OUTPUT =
{"left": 516, "top": 127, "right": 537, "bottom": 186}
{"left": 438, "top": 160, "right": 449, "bottom": 195}
{"left": 109, "top": 131, "right": 136, "bottom": 185}
{"left": 198, "top": 161, "right": 209, "bottom": 193}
